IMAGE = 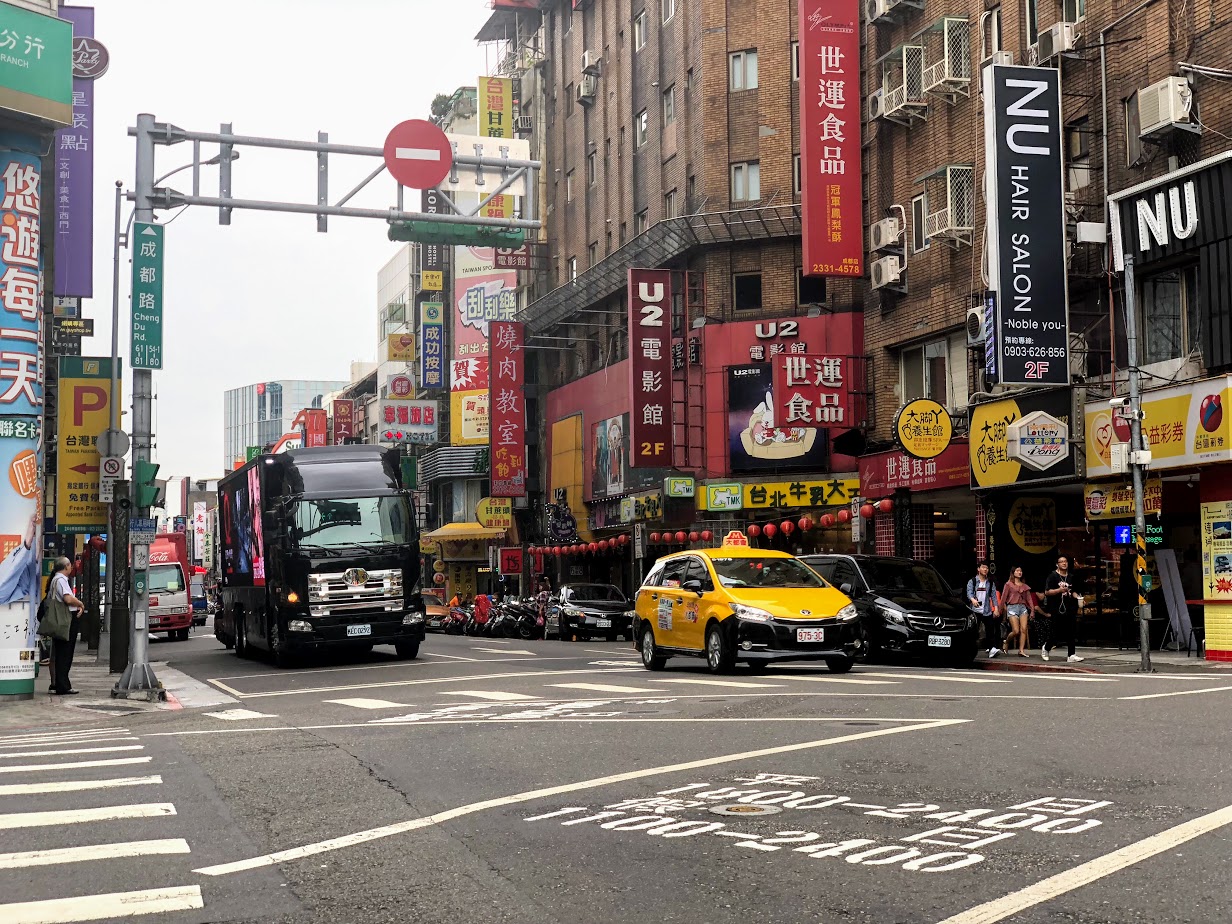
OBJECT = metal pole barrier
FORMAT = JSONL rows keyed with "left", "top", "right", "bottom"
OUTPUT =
{"left": 114, "top": 114, "right": 162, "bottom": 698}
{"left": 108, "top": 483, "right": 131, "bottom": 672}
{"left": 1122, "top": 251, "right": 1153, "bottom": 673}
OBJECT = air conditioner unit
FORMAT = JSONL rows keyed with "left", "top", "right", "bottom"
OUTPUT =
{"left": 966, "top": 306, "right": 989, "bottom": 346}
{"left": 866, "top": 0, "right": 901, "bottom": 23}
{"left": 870, "top": 254, "right": 903, "bottom": 290}
{"left": 868, "top": 88, "right": 886, "bottom": 121}
{"left": 581, "top": 50, "right": 600, "bottom": 75}
{"left": 1138, "top": 76, "right": 1194, "bottom": 138}
{"left": 1036, "top": 21, "right": 1076, "bottom": 62}
{"left": 577, "top": 75, "right": 598, "bottom": 105}
{"left": 513, "top": 114, "right": 533, "bottom": 133}
{"left": 870, "top": 216, "right": 902, "bottom": 252}
{"left": 983, "top": 50, "right": 1013, "bottom": 68}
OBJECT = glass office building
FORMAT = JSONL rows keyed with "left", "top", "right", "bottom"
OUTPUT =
{"left": 222, "top": 379, "right": 348, "bottom": 471}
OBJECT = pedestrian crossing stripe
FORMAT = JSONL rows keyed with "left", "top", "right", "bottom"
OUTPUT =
{"left": 0, "top": 838, "right": 190, "bottom": 870}
{"left": 324, "top": 698, "right": 402, "bottom": 710}
{"left": 440, "top": 690, "right": 538, "bottom": 701}
{"left": 551, "top": 683, "right": 667, "bottom": 694}
{"left": 205, "top": 708, "right": 277, "bottom": 721}
{"left": 0, "top": 886, "right": 203, "bottom": 923}
{"left": 0, "top": 802, "right": 176, "bottom": 831}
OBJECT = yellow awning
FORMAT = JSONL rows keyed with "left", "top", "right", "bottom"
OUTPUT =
{"left": 422, "top": 522, "right": 508, "bottom": 542}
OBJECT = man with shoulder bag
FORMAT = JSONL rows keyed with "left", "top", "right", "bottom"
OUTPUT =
{"left": 38, "top": 557, "right": 84, "bottom": 695}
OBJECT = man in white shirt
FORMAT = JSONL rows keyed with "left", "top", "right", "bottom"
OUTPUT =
{"left": 49, "top": 557, "right": 84, "bottom": 695}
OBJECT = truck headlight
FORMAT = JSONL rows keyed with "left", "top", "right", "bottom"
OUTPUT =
{"left": 288, "top": 619, "right": 312, "bottom": 632}
{"left": 876, "top": 604, "right": 906, "bottom": 625}
{"left": 403, "top": 612, "right": 423, "bottom": 625}
{"left": 837, "top": 604, "right": 859, "bottom": 623}
{"left": 732, "top": 604, "right": 773, "bottom": 623}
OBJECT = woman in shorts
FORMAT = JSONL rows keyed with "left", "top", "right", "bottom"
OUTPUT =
{"left": 999, "top": 566, "right": 1033, "bottom": 657}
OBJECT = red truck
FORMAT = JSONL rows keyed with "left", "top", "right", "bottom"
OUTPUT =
{"left": 149, "top": 532, "right": 194, "bottom": 640}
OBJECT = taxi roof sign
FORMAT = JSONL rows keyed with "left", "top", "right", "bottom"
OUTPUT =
{"left": 721, "top": 530, "right": 749, "bottom": 547}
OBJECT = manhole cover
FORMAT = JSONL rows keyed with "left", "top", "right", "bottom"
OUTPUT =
{"left": 709, "top": 804, "right": 783, "bottom": 817}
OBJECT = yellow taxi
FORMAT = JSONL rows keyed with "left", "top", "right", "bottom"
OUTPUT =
{"left": 633, "top": 531, "right": 862, "bottom": 674}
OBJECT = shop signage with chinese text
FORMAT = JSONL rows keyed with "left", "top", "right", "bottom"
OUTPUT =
{"left": 56, "top": 357, "right": 119, "bottom": 533}
{"left": 331, "top": 399, "right": 354, "bottom": 444}
{"left": 969, "top": 389, "right": 1077, "bottom": 488}
{"left": 1006, "top": 410, "right": 1069, "bottom": 471}
{"left": 859, "top": 442, "right": 970, "bottom": 495}
{"left": 53, "top": 6, "right": 94, "bottom": 299}
{"left": 0, "top": 151, "right": 43, "bottom": 418}
{"left": 895, "top": 399, "right": 953, "bottom": 460}
{"left": 379, "top": 400, "right": 438, "bottom": 444}
{"left": 771, "top": 354, "right": 850, "bottom": 427}
{"left": 489, "top": 321, "right": 527, "bottom": 497}
{"left": 387, "top": 333, "right": 415, "bottom": 363}
{"left": 743, "top": 478, "right": 858, "bottom": 509}
{"left": 1084, "top": 479, "right": 1162, "bottom": 520}
{"left": 628, "top": 268, "right": 673, "bottom": 467}
{"left": 476, "top": 497, "right": 512, "bottom": 530}
{"left": 499, "top": 547, "right": 523, "bottom": 576}
{"left": 618, "top": 489, "right": 663, "bottom": 523}
{"left": 664, "top": 476, "right": 695, "bottom": 498}
{"left": 0, "top": 4, "right": 73, "bottom": 125}
{"left": 419, "top": 300, "right": 445, "bottom": 389}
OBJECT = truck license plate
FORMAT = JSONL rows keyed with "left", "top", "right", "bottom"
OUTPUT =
{"left": 928, "top": 634, "right": 952, "bottom": 648}
{"left": 595, "top": 619, "right": 612, "bottom": 628}
{"left": 796, "top": 628, "right": 825, "bottom": 643}
{"left": 347, "top": 624, "right": 372, "bottom": 637}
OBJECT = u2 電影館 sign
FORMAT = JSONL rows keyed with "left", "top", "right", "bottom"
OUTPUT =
{"left": 1085, "top": 375, "right": 1232, "bottom": 478}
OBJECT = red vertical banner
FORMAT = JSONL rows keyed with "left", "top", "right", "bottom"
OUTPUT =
{"left": 799, "top": 0, "right": 862, "bottom": 278}
{"left": 293, "top": 408, "right": 328, "bottom": 447}
{"left": 332, "top": 399, "right": 355, "bottom": 444}
{"left": 628, "top": 268, "right": 674, "bottom": 467}
{"left": 489, "top": 321, "right": 527, "bottom": 496}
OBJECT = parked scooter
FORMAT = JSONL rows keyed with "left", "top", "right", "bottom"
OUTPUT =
{"left": 444, "top": 606, "right": 469, "bottom": 635}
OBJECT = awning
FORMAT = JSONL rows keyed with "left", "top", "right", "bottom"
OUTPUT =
{"left": 422, "top": 522, "right": 507, "bottom": 542}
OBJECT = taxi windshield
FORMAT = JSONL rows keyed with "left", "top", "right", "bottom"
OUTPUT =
{"left": 710, "top": 557, "right": 827, "bottom": 589}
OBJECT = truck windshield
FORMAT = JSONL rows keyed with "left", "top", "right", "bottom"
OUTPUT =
{"left": 293, "top": 496, "right": 412, "bottom": 548}
{"left": 191, "top": 579, "right": 205, "bottom": 598}
{"left": 150, "top": 564, "right": 184, "bottom": 594}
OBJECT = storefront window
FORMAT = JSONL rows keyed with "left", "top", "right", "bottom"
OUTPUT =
{"left": 1140, "top": 266, "right": 1200, "bottom": 366}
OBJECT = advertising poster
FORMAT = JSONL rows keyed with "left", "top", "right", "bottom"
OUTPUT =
{"left": 1202, "top": 501, "right": 1232, "bottom": 600}
{"left": 628, "top": 269, "right": 673, "bottom": 467}
{"left": 386, "top": 333, "right": 415, "bottom": 363}
{"left": 246, "top": 466, "right": 265, "bottom": 585}
{"left": 450, "top": 391, "right": 489, "bottom": 446}
{"left": 477, "top": 76, "right": 514, "bottom": 219}
{"left": 591, "top": 414, "right": 628, "bottom": 500}
{"left": 489, "top": 321, "right": 526, "bottom": 497}
{"left": 193, "top": 501, "right": 207, "bottom": 563}
{"left": 452, "top": 246, "right": 515, "bottom": 446}
{"left": 56, "top": 357, "right": 117, "bottom": 533}
{"left": 0, "top": 152, "right": 44, "bottom": 419}
{"left": 983, "top": 65, "right": 1069, "bottom": 385}
{"left": 0, "top": 423, "right": 41, "bottom": 692}
{"left": 969, "top": 389, "right": 1076, "bottom": 489}
{"left": 798, "top": 0, "right": 862, "bottom": 278}
{"left": 53, "top": 5, "right": 94, "bottom": 298}
{"left": 727, "top": 364, "right": 827, "bottom": 475}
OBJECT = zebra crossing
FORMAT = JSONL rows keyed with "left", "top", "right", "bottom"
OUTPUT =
{"left": 0, "top": 726, "right": 204, "bottom": 923}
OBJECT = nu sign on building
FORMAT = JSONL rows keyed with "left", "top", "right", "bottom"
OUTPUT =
{"left": 982, "top": 64, "right": 1069, "bottom": 387}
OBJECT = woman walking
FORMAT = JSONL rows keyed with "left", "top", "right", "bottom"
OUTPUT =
{"left": 999, "top": 566, "right": 1033, "bottom": 657}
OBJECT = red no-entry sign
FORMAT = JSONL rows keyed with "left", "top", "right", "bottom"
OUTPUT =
{"left": 383, "top": 119, "right": 452, "bottom": 189}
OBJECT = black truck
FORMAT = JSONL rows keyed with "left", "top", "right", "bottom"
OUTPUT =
{"left": 214, "top": 444, "right": 425, "bottom": 666}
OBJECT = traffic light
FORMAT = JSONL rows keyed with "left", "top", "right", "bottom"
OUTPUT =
{"left": 387, "top": 221, "right": 525, "bottom": 247}
{"left": 132, "top": 460, "right": 163, "bottom": 509}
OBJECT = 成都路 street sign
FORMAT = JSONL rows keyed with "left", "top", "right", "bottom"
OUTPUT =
{"left": 130, "top": 222, "right": 164, "bottom": 369}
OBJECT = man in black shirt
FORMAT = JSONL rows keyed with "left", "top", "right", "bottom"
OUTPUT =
{"left": 1044, "top": 555, "right": 1083, "bottom": 663}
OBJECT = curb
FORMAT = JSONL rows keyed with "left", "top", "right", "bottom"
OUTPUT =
{"left": 971, "top": 658, "right": 1101, "bottom": 675}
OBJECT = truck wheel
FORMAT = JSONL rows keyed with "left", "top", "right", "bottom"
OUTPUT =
{"left": 174, "top": 628, "right": 189, "bottom": 642}
{"left": 395, "top": 641, "right": 420, "bottom": 660}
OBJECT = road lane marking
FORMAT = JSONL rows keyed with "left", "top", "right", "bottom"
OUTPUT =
{"left": 0, "top": 776, "right": 162, "bottom": 797}
{"left": 205, "top": 708, "right": 278, "bottom": 721}
{"left": 0, "top": 838, "right": 190, "bottom": 870}
{"left": 0, "top": 729, "right": 130, "bottom": 745}
{"left": 858, "top": 672, "right": 1012, "bottom": 684}
{"left": 773, "top": 676, "right": 900, "bottom": 686}
{"left": 656, "top": 678, "right": 783, "bottom": 689}
{"left": 0, "top": 803, "right": 176, "bottom": 830}
{"left": 0, "top": 737, "right": 139, "bottom": 750}
{"left": 324, "top": 698, "right": 403, "bottom": 710}
{"left": 424, "top": 652, "right": 480, "bottom": 662}
{"left": 473, "top": 648, "right": 537, "bottom": 656}
{"left": 551, "top": 683, "right": 667, "bottom": 694}
{"left": 583, "top": 648, "right": 637, "bottom": 656}
{"left": 0, "top": 745, "right": 143, "bottom": 760}
{"left": 0, "top": 757, "right": 151, "bottom": 775}
{"left": 1118, "top": 685, "right": 1232, "bottom": 701}
{"left": 0, "top": 885, "right": 203, "bottom": 924}
{"left": 195, "top": 717, "right": 968, "bottom": 876}
{"left": 440, "top": 690, "right": 537, "bottom": 701}
{"left": 935, "top": 802, "right": 1232, "bottom": 924}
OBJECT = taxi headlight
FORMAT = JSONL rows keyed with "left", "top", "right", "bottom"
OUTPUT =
{"left": 837, "top": 604, "right": 859, "bottom": 623}
{"left": 732, "top": 604, "right": 774, "bottom": 623}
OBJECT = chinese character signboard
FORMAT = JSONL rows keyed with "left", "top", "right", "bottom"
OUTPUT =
{"left": 1084, "top": 479, "right": 1162, "bottom": 520}
{"left": 628, "top": 269, "right": 673, "bottom": 467}
{"left": 193, "top": 501, "right": 207, "bottom": 563}
{"left": 742, "top": 478, "right": 859, "bottom": 510}
{"left": 859, "top": 442, "right": 970, "bottom": 495}
{"left": 0, "top": 152, "right": 43, "bottom": 419}
{"left": 894, "top": 399, "right": 954, "bottom": 460}
{"left": 331, "top": 398, "right": 354, "bottom": 444}
{"left": 56, "top": 357, "right": 118, "bottom": 533}
{"left": 130, "top": 221, "right": 164, "bottom": 369}
{"left": 420, "top": 187, "right": 445, "bottom": 290}
{"left": 53, "top": 6, "right": 94, "bottom": 298}
{"left": 386, "top": 333, "right": 415, "bottom": 363}
{"left": 983, "top": 65, "right": 1069, "bottom": 386}
{"left": 476, "top": 496, "right": 512, "bottom": 530}
{"left": 489, "top": 321, "right": 527, "bottom": 497}
{"left": 771, "top": 354, "right": 850, "bottom": 428}
{"left": 798, "top": 0, "right": 861, "bottom": 278}
{"left": 499, "top": 547, "right": 523, "bottom": 576}
{"left": 477, "top": 76, "right": 514, "bottom": 219}
{"left": 379, "top": 400, "right": 439, "bottom": 444}
{"left": 969, "top": 389, "right": 1076, "bottom": 489}
{"left": 1005, "top": 410, "right": 1069, "bottom": 471}
{"left": 419, "top": 300, "right": 445, "bottom": 389}
{"left": 292, "top": 408, "right": 327, "bottom": 447}
{"left": 495, "top": 245, "right": 532, "bottom": 269}
{"left": 0, "top": 4, "right": 72, "bottom": 125}
{"left": 452, "top": 246, "right": 515, "bottom": 446}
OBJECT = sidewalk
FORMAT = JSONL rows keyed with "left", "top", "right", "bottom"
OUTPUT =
{"left": 974, "top": 645, "right": 1228, "bottom": 675}
{"left": 0, "top": 641, "right": 236, "bottom": 731}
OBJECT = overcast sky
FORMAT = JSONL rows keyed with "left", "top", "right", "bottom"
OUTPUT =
{"left": 86, "top": 0, "right": 493, "bottom": 479}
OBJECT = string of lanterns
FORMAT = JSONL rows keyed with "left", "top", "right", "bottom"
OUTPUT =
{"left": 528, "top": 534, "right": 633, "bottom": 557}
{"left": 746, "top": 497, "right": 894, "bottom": 538}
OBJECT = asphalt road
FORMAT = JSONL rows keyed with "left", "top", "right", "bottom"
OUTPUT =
{"left": 3, "top": 627, "right": 1232, "bottom": 924}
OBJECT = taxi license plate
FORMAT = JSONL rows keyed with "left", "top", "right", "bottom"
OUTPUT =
{"left": 595, "top": 619, "right": 612, "bottom": 628}
{"left": 347, "top": 624, "right": 372, "bottom": 637}
{"left": 796, "top": 628, "right": 825, "bottom": 643}
{"left": 928, "top": 634, "right": 952, "bottom": 648}
{"left": 149, "top": 617, "right": 161, "bottom": 626}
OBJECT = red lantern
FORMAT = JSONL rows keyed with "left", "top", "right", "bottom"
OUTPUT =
{"left": 798, "top": 517, "right": 813, "bottom": 532}
{"left": 553, "top": 545, "right": 562, "bottom": 556}
{"left": 649, "top": 532, "right": 660, "bottom": 543}
{"left": 763, "top": 523, "right": 778, "bottom": 539}
{"left": 599, "top": 539, "right": 609, "bottom": 552}
{"left": 860, "top": 503, "right": 876, "bottom": 519}
{"left": 748, "top": 524, "right": 762, "bottom": 538}
{"left": 689, "top": 531, "right": 700, "bottom": 542}
{"left": 878, "top": 498, "right": 894, "bottom": 513}
{"left": 820, "top": 513, "right": 836, "bottom": 528}
{"left": 837, "top": 509, "right": 852, "bottom": 524}
{"left": 619, "top": 534, "right": 630, "bottom": 546}
{"left": 674, "top": 531, "right": 687, "bottom": 543}
{"left": 588, "top": 542, "right": 598, "bottom": 553}
{"left": 701, "top": 530, "right": 713, "bottom": 542}
{"left": 781, "top": 520, "right": 795, "bottom": 536}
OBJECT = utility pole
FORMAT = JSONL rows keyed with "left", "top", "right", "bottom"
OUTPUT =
{"left": 108, "top": 482, "right": 131, "bottom": 672}
{"left": 113, "top": 114, "right": 162, "bottom": 699}
{"left": 1121, "top": 250, "right": 1153, "bottom": 673}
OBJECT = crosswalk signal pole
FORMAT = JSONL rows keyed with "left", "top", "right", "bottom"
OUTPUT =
{"left": 1121, "top": 251, "right": 1153, "bottom": 673}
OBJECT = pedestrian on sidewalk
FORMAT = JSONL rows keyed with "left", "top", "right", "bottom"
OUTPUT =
{"left": 1029, "top": 591, "right": 1051, "bottom": 658}
{"left": 1044, "top": 555, "right": 1084, "bottom": 663}
{"left": 41, "top": 557, "right": 84, "bottom": 695}
{"left": 999, "top": 566, "right": 1033, "bottom": 658}
{"left": 966, "top": 561, "right": 1002, "bottom": 658}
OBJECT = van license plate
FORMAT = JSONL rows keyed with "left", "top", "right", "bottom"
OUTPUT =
{"left": 595, "top": 619, "right": 612, "bottom": 628}
{"left": 796, "top": 628, "right": 825, "bottom": 643}
{"left": 347, "top": 624, "right": 372, "bottom": 637}
{"left": 928, "top": 634, "right": 952, "bottom": 648}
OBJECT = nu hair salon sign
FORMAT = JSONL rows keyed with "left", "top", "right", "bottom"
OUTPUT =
{"left": 982, "top": 64, "right": 1069, "bottom": 387}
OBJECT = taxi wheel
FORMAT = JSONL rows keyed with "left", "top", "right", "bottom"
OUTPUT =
{"left": 640, "top": 625, "right": 667, "bottom": 671}
{"left": 705, "top": 624, "right": 735, "bottom": 674}
{"left": 825, "top": 656, "right": 855, "bottom": 674}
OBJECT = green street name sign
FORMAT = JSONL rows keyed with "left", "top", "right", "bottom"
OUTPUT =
{"left": 130, "top": 222, "right": 164, "bottom": 369}
{"left": 0, "top": 4, "right": 72, "bottom": 125}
